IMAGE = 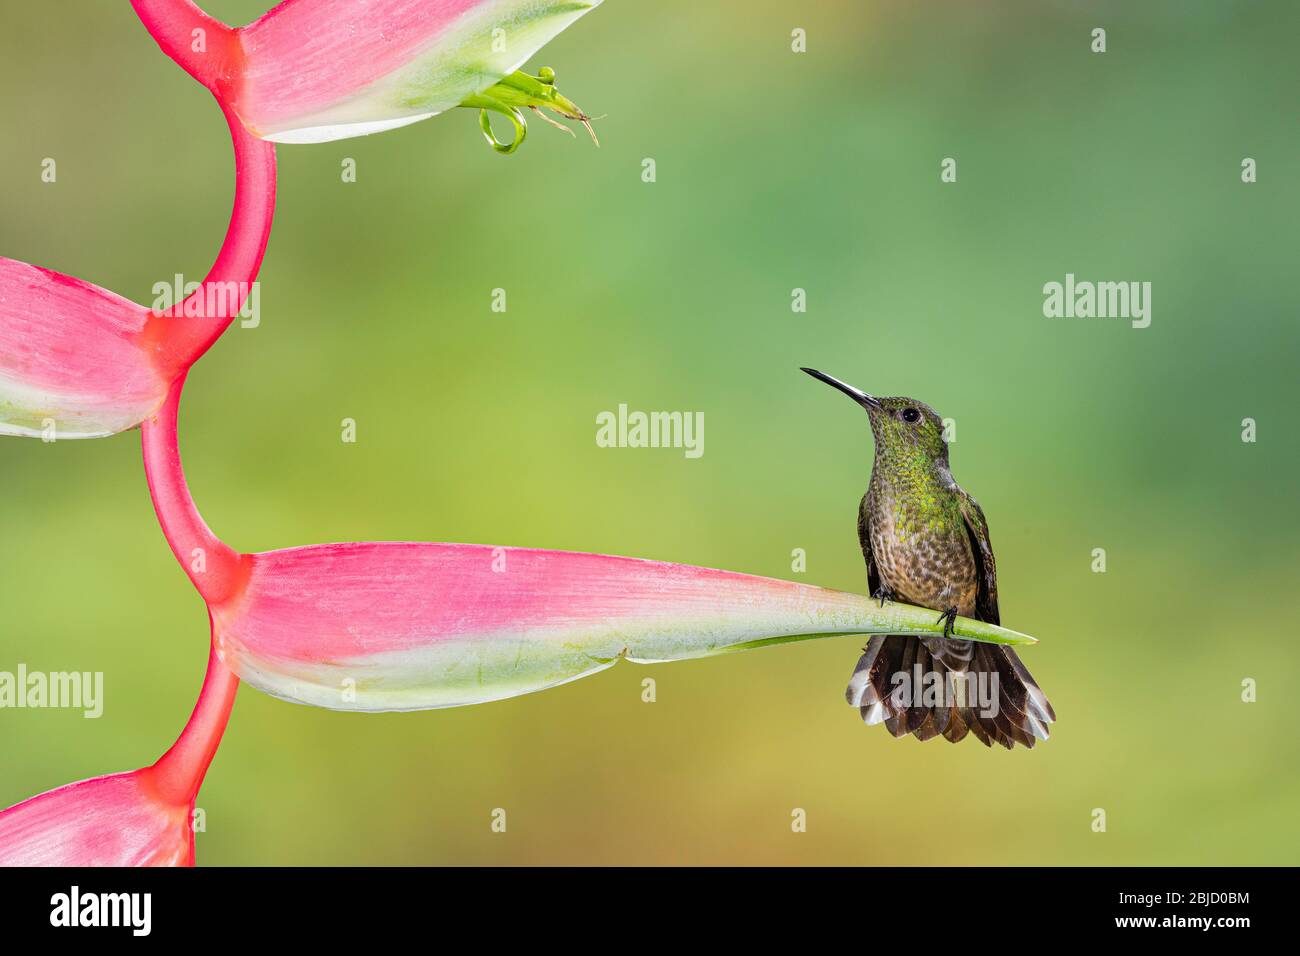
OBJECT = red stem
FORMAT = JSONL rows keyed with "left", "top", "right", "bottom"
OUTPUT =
{"left": 141, "top": 373, "right": 247, "bottom": 606}
{"left": 129, "top": 0, "right": 252, "bottom": 819}
{"left": 131, "top": 1, "right": 275, "bottom": 375}
{"left": 147, "top": 633, "right": 240, "bottom": 806}
{"left": 140, "top": 101, "right": 277, "bottom": 376}
{"left": 129, "top": 0, "right": 239, "bottom": 93}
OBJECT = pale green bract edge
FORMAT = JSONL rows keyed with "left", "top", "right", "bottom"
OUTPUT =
{"left": 257, "top": 1, "right": 601, "bottom": 143}
{"left": 0, "top": 379, "right": 157, "bottom": 440}
{"left": 217, "top": 598, "right": 1039, "bottom": 714}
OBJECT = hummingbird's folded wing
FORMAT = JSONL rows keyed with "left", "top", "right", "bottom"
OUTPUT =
{"left": 956, "top": 488, "right": 1000, "bottom": 625}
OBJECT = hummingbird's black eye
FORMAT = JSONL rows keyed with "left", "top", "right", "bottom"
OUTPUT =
{"left": 901, "top": 407, "right": 921, "bottom": 423}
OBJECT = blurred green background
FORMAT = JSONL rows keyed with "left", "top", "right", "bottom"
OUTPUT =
{"left": 2, "top": 0, "right": 1297, "bottom": 865}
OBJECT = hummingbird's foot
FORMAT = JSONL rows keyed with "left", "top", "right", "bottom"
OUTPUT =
{"left": 872, "top": 584, "right": 895, "bottom": 608}
{"left": 935, "top": 607, "right": 959, "bottom": 641}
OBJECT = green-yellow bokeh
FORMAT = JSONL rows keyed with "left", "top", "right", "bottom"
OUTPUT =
{"left": 1, "top": 0, "right": 1297, "bottom": 864}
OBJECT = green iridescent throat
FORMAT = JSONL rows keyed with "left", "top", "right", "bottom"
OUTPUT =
{"left": 459, "top": 67, "right": 598, "bottom": 154}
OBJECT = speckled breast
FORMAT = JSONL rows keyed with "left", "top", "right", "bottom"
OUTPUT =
{"left": 868, "top": 490, "right": 979, "bottom": 616}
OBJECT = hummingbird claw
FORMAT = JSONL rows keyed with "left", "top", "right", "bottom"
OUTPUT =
{"left": 871, "top": 584, "right": 894, "bottom": 608}
{"left": 935, "top": 607, "right": 958, "bottom": 641}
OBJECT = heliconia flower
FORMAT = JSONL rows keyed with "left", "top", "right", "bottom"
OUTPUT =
{"left": 0, "top": 644, "right": 238, "bottom": 866}
{"left": 0, "top": 104, "right": 275, "bottom": 439}
{"left": 129, "top": 0, "right": 603, "bottom": 148}
{"left": 143, "top": 378, "right": 1038, "bottom": 713}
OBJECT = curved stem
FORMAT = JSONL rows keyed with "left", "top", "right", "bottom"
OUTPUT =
{"left": 146, "top": 632, "right": 240, "bottom": 806}
{"left": 129, "top": 0, "right": 239, "bottom": 93}
{"left": 141, "top": 373, "right": 247, "bottom": 606}
{"left": 143, "top": 101, "right": 277, "bottom": 376}
{"left": 477, "top": 104, "right": 528, "bottom": 154}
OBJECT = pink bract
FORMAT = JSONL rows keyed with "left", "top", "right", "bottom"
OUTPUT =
{"left": 131, "top": 0, "right": 605, "bottom": 143}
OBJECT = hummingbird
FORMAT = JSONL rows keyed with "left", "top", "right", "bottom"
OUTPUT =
{"left": 801, "top": 367, "right": 1055, "bottom": 748}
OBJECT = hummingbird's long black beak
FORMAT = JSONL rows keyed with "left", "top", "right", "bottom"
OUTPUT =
{"left": 800, "top": 367, "right": 881, "bottom": 410}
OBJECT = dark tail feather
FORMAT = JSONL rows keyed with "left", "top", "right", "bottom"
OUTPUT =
{"left": 846, "top": 636, "right": 1054, "bottom": 749}
{"left": 845, "top": 635, "right": 903, "bottom": 727}
{"left": 941, "top": 702, "right": 970, "bottom": 743}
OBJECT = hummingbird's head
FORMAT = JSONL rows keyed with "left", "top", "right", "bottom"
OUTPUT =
{"left": 800, "top": 368, "right": 948, "bottom": 464}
